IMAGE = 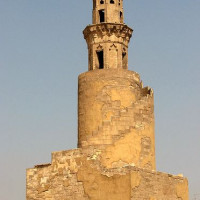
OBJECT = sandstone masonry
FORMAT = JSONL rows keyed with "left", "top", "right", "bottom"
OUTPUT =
{"left": 26, "top": 1, "right": 189, "bottom": 199}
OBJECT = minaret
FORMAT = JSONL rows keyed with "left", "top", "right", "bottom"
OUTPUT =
{"left": 83, "top": 0, "right": 132, "bottom": 70}
{"left": 79, "top": 0, "right": 156, "bottom": 170}
{"left": 26, "top": 2, "right": 189, "bottom": 199}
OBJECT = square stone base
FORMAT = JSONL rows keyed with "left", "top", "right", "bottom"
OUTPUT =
{"left": 26, "top": 149, "right": 189, "bottom": 200}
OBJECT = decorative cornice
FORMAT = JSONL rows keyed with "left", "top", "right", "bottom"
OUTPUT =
{"left": 83, "top": 23, "right": 133, "bottom": 43}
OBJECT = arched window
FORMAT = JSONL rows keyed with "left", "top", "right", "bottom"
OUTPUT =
{"left": 110, "top": 0, "right": 115, "bottom": 4}
{"left": 118, "top": 0, "right": 121, "bottom": 5}
{"left": 99, "top": 9, "right": 105, "bottom": 23}
{"left": 120, "top": 11, "right": 123, "bottom": 23}
{"left": 100, "top": 0, "right": 104, "bottom": 4}
{"left": 122, "top": 48, "right": 127, "bottom": 69}
{"left": 97, "top": 51, "right": 104, "bottom": 69}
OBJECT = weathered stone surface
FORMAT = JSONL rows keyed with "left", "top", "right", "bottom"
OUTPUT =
{"left": 84, "top": 0, "right": 132, "bottom": 71}
{"left": 92, "top": 0, "right": 124, "bottom": 24}
{"left": 27, "top": 149, "right": 189, "bottom": 200}
{"left": 26, "top": 0, "right": 189, "bottom": 199}
{"left": 78, "top": 69, "right": 155, "bottom": 170}
{"left": 83, "top": 23, "right": 133, "bottom": 70}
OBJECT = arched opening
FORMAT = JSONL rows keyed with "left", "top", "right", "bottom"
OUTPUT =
{"left": 122, "top": 49, "right": 127, "bottom": 69}
{"left": 97, "top": 51, "right": 104, "bottom": 69}
{"left": 99, "top": 9, "right": 105, "bottom": 23}
{"left": 120, "top": 11, "right": 123, "bottom": 23}
{"left": 100, "top": 0, "right": 104, "bottom": 4}
{"left": 110, "top": 0, "right": 115, "bottom": 4}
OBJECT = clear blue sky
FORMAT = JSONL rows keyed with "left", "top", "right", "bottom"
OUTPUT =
{"left": 0, "top": 0, "right": 199, "bottom": 199}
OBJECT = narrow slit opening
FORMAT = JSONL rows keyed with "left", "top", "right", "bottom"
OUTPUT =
{"left": 97, "top": 51, "right": 104, "bottom": 69}
{"left": 122, "top": 51, "right": 127, "bottom": 69}
{"left": 120, "top": 11, "right": 123, "bottom": 23}
{"left": 99, "top": 10, "right": 105, "bottom": 23}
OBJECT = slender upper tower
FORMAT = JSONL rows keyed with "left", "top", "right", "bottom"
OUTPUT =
{"left": 92, "top": 0, "right": 124, "bottom": 24}
{"left": 83, "top": 0, "right": 133, "bottom": 70}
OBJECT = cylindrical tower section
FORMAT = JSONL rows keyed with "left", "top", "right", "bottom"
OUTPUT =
{"left": 93, "top": 0, "right": 124, "bottom": 24}
{"left": 78, "top": 69, "right": 156, "bottom": 170}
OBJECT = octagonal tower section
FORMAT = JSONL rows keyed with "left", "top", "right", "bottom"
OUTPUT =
{"left": 85, "top": 0, "right": 132, "bottom": 71}
{"left": 84, "top": 23, "right": 132, "bottom": 70}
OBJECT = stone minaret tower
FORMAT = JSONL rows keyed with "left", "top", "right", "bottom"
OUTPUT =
{"left": 26, "top": 1, "right": 189, "bottom": 199}
{"left": 78, "top": 0, "right": 156, "bottom": 170}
